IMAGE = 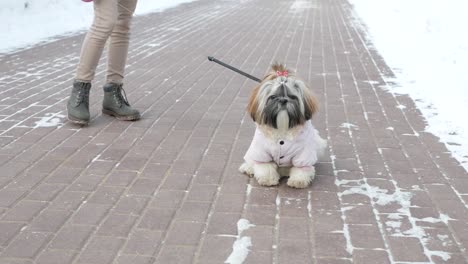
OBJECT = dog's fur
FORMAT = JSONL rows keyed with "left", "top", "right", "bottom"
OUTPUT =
{"left": 239, "top": 63, "right": 327, "bottom": 188}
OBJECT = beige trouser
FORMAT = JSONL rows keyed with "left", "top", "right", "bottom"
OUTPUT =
{"left": 75, "top": 0, "right": 138, "bottom": 84}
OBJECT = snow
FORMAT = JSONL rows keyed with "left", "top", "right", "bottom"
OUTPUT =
{"left": 350, "top": 0, "right": 468, "bottom": 171}
{"left": 0, "top": 0, "right": 198, "bottom": 53}
{"left": 224, "top": 219, "right": 255, "bottom": 264}
{"left": 336, "top": 179, "right": 453, "bottom": 261}
{"left": 339, "top": 122, "right": 358, "bottom": 129}
{"left": 34, "top": 113, "right": 65, "bottom": 128}
{"left": 290, "top": 0, "right": 316, "bottom": 11}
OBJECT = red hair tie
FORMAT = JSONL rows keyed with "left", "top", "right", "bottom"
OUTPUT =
{"left": 276, "top": 70, "right": 288, "bottom": 77}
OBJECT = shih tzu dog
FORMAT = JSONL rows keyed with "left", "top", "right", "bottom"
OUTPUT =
{"left": 239, "top": 63, "right": 327, "bottom": 188}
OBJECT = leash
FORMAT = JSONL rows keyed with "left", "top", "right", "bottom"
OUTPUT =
{"left": 207, "top": 56, "right": 261, "bottom": 83}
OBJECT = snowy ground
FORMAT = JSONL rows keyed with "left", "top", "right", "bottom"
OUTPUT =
{"left": 0, "top": 0, "right": 197, "bottom": 53}
{"left": 350, "top": 0, "right": 468, "bottom": 171}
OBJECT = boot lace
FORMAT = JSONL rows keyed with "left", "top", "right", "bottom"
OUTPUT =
{"left": 75, "top": 86, "right": 90, "bottom": 106}
{"left": 113, "top": 84, "right": 130, "bottom": 107}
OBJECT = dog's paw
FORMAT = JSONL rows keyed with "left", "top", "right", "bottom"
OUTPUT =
{"left": 253, "top": 163, "right": 280, "bottom": 186}
{"left": 239, "top": 163, "right": 254, "bottom": 177}
{"left": 287, "top": 166, "right": 315, "bottom": 188}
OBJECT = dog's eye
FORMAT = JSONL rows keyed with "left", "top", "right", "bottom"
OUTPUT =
{"left": 290, "top": 95, "right": 298, "bottom": 100}
{"left": 269, "top": 95, "right": 277, "bottom": 100}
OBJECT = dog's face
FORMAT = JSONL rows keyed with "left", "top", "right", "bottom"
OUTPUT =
{"left": 247, "top": 64, "right": 318, "bottom": 129}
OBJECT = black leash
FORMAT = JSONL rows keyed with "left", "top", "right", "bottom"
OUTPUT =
{"left": 207, "top": 56, "right": 261, "bottom": 83}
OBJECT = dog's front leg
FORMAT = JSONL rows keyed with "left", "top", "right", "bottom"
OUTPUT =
{"left": 253, "top": 162, "right": 280, "bottom": 186}
{"left": 287, "top": 166, "right": 315, "bottom": 188}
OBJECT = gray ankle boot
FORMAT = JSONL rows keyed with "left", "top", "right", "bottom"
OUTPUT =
{"left": 67, "top": 80, "right": 91, "bottom": 125}
{"left": 102, "top": 83, "right": 140, "bottom": 121}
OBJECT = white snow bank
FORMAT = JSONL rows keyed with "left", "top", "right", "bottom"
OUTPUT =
{"left": 350, "top": 0, "right": 468, "bottom": 171}
{"left": 0, "top": 0, "right": 197, "bottom": 53}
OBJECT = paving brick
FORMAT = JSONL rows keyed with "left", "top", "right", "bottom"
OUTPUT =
{"left": 49, "top": 225, "right": 94, "bottom": 250}
{"left": 85, "top": 160, "right": 117, "bottom": 175}
{"left": 156, "top": 245, "right": 196, "bottom": 264}
{"left": 314, "top": 258, "right": 353, "bottom": 264}
{"left": 72, "top": 203, "right": 112, "bottom": 226}
{"left": 214, "top": 192, "right": 246, "bottom": 213}
{"left": 127, "top": 177, "right": 162, "bottom": 196}
{"left": 206, "top": 212, "right": 241, "bottom": 235}
{"left": 160, "top": 172, "right": 193, "bottom": 190}
{"left": 75, "top": 249, "right": 116, "bottom": 264}
{"left": 25, "top": 183, "right": 65, "bottom": 201}
{"left": 36, "top": 249, "right": 77, "bottom": 264}
{"left": 348, "top": 224, "right": 385, "bottom": 248}
{"left": 310, "top": 191, "right": 341, "bottom": 211}
{"left": 344, "top": 205, "right": 377, "bottom": 225}
{"left": 0, "top": 187, "right": 29, "bottom": 207}
{"left": 30, "top": 209, "right": 72, "bottom": 232}
{"left": 243, "top": 225, "right": 275, "bottom": 252}
{"left": 115, "top": 255, "right": 154, "bottom": 264}
{"left": 278, "top": 239, "right": 313, "bottom": 264}
{"left": 85, "top": 235, "right": 125, "bottom": 252}
{"left": 113, "top": 195, "right": 149, "bottom": 215}
{"left": 279, "top": 198, "right": 309, "bottom": 217}
{"left": 186, "top": 184, "right": 218, "bottom": 202}
{"left": 123, "top": 229, "right": 163, "bottom": 255}
{"left": 279, "top": 217, "right": 310, "bottom": 240}
{"left": 97, "top": 212, "right": 138, "bottom": 237}
{"left": 315, "top": 224, "right": 352, "bottom": 259}
{"left": 197, "top": 235, "right": 235, "bottom": 263}
{"left": 138, "top": 208, "right": 176, "bottom": 231}
{"left": 245, "top": 205, "right": 277, "bottom": 226}
{"left": 103, "top": 170, "right": 138, "bottom": 187}
{"left": 150, "top": 190, "right": 186, "bottom": 208}
{"left": 166, "top": 221, "right": 205, "bottom": 245}
{"left": 1, "top": 200, "right": 47, "bottom": 222}
{"left": 352, "top": 249, "right": 390, "bottom": 264}
{"left": 2, "top": 229, "right": 51, "bottom": 258}
{"left": 244, "top": 251, "right": 273, "bottom": 264}
{"left": 48, "top": 191, "right": 88, "bottom": 211}
{"left": 248, "top": 187, "right": 278, "bottom": 206}
{"left": 68, "top": 173, "right": 106, "bottom": 192}
{"left": 87, "top": 186, "right": 125, "bottom": 205}
{"left": 175, "top": 201, "right": 211, "bottom": 222}
{"left": 0, "top": 222, "right": 25, "bottom": 247}
{"left": 387, "top": 236, "right": 429, "bottom": 262}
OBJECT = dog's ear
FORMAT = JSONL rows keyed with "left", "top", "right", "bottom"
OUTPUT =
{"left": 247, "top": 68, "right": 280, "bottom": 122}
{"left": 297, "top": 80, "right": 319, "bottom": 120}
{"left": 247, "top": 84, "right": 261, "bottom": 121}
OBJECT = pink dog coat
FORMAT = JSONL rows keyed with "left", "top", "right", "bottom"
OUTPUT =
{"left": 244, "top": 120, "right": 321, "bottom": 168}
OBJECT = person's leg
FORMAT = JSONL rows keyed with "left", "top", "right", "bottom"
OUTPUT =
{"left": 106, "top": 0, "right": 138, "bottom": 83}
{"left": 68, "top": 0, "right": 119, "bottom": 125}
{"left": 76, "top": 0, "right": 118, "bottom": 82}
{"left": 102, "top": 0, "right": 140, "bottom": 121}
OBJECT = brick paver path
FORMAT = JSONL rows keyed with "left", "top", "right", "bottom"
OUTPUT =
{"left": 1, "top": 0, "right": 467, "bottom": 263}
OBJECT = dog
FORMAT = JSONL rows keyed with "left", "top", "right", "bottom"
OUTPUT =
{"left": 239, "top": 63, "right": 327, "bottom": 188}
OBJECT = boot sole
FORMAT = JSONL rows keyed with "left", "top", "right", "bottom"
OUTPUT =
{"left": 67, "top": 115, "right": 89, "bottom": 125}
{"left": 102, "top": 109, "right": 141, "bottom": 121}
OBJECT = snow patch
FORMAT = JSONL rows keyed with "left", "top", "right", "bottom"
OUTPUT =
{"left": 338, "top": 182, "right": 452, "bottom": 260}
{"left": 34, "top": 113, "right": 65, "bottom": 128}
{"left": 224, "top": 219, "right": 255, "bottom": 264}
{"left": 340, "top": 122, "right": 358, "bottom": 129}
{"left": 290, "top": 0, "right": 316, "bottom": 11}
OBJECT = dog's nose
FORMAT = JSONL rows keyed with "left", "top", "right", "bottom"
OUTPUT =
{"left": 279, "top": 98, "right": 288, "bottom": 105}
